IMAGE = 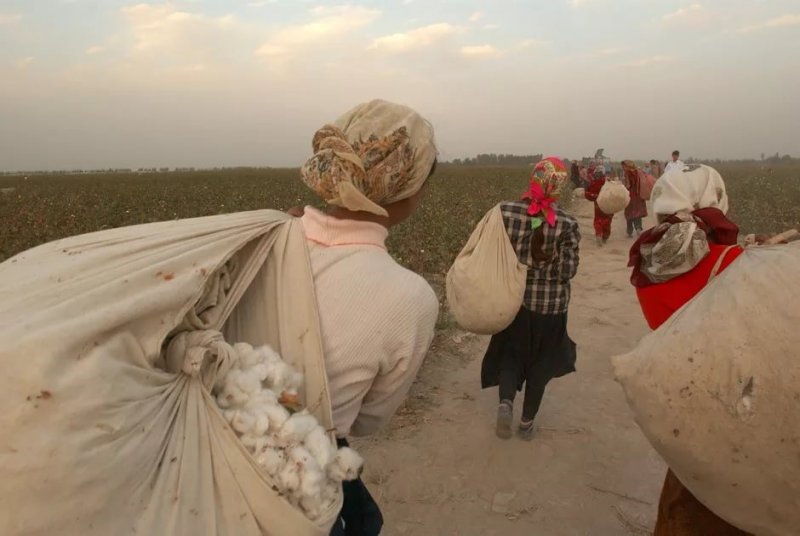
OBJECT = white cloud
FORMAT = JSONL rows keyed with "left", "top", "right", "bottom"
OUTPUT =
{"left": 738, "top": 13, "right": 800, "bottom": 33}
{"left": 469, "top": 11, "right": 484, "bottom": 23}
{"left": 247, "top": 1, "right": 274, "bottom": 6}
{"left": 121, "top": 3, "right": 243, "bottom": 64}
{"left": 484, "top": 23, "right": 500, "bottom": 30}
{"left": 461, "top": 44, "right": 500, "bottom": 59}
{"left": 85, "top": 45, "right": 105, "bottom": 55}
{"left": 370, "top": 23, "right": 461, "bottom": 53}
{"left": 0, "top": 13, "right": 22, "bottom": 24}
{"left": 662, "top": 4, "right": 711, "bottom": 26}
{"left": 16, "top": 56, "right": 34, "bottom": 69}
{"left": 621, "top": 55, "right": 674, "bottom": 68}
{"left": 257, "top": 5, "right": 380, "bottom": 57}
{"left": 518, "top": 38, "right": 549, "bottom": 50}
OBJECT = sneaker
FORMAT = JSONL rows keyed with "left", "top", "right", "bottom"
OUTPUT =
{"left": 517, "top": 420, "right": 535, "bottom": 441}
{"left": 496, "top": 401, "right": 513, "bottom": 439}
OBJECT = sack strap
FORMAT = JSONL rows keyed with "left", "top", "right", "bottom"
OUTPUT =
{"left": 707, "top": 245, "right": 738, "bottom": 284}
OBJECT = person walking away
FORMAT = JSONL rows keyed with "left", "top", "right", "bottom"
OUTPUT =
{"left": 664, "top": 150, "right": 684, "bottom": 173}
{"left": 621, "top": 160, "right": 648, "bottom": 237}
{"left": 295, "top": 99, "right": 440, "bottom": 536}
{"left": 570, "top": 160, "right": 581, "bottom": 187}
{"left": 649, "top": 159, "right": 663, "bottom": 177}
{"left": 628, "top": 163, "right": 752, "bottom": 535}
{"left": 481, "top": 157, "right": 580, "bottom": 440}
{"left": 585, "top": 168, "right": 613, "bottom": 246}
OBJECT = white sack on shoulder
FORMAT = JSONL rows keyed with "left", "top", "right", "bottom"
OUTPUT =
{"left": 597, "top": 180, "right": 630, "bottom": 215}
{"left": 613, "top": 243, "right": 800, "bottom": 536}
{"left": 0, "top": 210, "right": 341, "bottom": 536}
{"left": 446, "top": 204, "right": 527, "bottom": 335}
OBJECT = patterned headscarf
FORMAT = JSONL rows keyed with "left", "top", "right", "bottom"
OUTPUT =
{"left": 300, "top": 99, "right": 437, "bottom": 217}
{"left": 521, "top": 156, "right": 568, "bottom": 228}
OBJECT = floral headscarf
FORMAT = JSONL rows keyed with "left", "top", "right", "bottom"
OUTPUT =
{"left": 300, "top": 99, "right": 437, "bottom": 217}
{"left": 521, "top": 156, "right": 568, "bottom": 229}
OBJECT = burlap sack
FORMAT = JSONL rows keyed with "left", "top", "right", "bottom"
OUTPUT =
{"left": 613, "top": 243, "right": 800, "bottom": 536}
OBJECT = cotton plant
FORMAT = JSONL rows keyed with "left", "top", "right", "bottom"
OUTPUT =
{"left": 213, "top": 342, "right": 363, "bottom": 520}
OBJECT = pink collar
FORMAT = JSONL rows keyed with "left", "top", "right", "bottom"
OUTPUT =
{"left": 300, "top": 207, "right": 388, "bottom": 250}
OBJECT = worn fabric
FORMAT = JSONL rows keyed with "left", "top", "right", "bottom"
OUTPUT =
{"left": 0, "top": 210, "right": 343, "bottom": 536}
{"left": 629, "top": 165, "right": 738, "bottom": 287}
{"left": 300, "top": 100, "right": 437, "bottom": 217}
{"left": 500, "top": 202, "right": 580, "bottom": 314}
{"left": 482, "top": 309, "right": 576, "bottom": 421}
{"left": 629, "top": 208, "right": 739, "bottom": 287}
{"left": 300, "top": 207, "right": 439, "bottom": 436}
{"left": 654, "top": 470, "right": 751, "bottom": 536}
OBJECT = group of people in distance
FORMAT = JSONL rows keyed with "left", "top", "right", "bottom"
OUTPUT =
{"left": 289, "top": 99, "right": 762, "bottom": 535}
{"left": 572, "top": 150, "right": 685, "bottom": 246}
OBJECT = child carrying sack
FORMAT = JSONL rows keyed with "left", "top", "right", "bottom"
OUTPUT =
{"left": 597, "top": 180, "right": 630, "bottom": 215}
{"left": 0, "top": 211, "right": 342, "bottom": 536}
{"left": 613, "top": 243, "right": 800, "bottom": 536}
{"left": 446, "top": 204, "right": 527, "bottom": 335}
{"left": 638, "top": 171, "right": 657, "bottom": 201}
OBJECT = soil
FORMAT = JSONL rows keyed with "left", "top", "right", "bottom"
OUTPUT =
{"left": 353, "top": 196, "right": 666, "bottom": 536}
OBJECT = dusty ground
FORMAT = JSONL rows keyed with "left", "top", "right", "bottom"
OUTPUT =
{"left": 354, "top": 196, "right": 666, "bottom": 536}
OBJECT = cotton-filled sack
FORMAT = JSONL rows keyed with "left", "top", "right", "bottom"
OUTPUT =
{"left": 597, "top": 180, "right": 630, "bottom": 214}
{"left": 613, "top": 243, "right": 800, "bottom": 536}
{"left": 0, "top": 210, "right": 342, "bottom": 536}
{"left": 446, "top": 204, "right": 527, "bottom": 334}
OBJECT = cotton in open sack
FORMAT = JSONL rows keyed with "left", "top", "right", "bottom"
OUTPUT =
{"left": 613, "top": 243, "right": 800, "bottom": 536}
{"left": 0, "top": 210, "right": 342, "bottom": 536}
{"left": 597, "top": 180, "right": 630, "bottom": 215}
{"left": 446, "top": 204, "right": 527, "bottom": 335}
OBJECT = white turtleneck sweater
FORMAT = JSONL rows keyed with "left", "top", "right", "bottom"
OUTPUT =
{"left": 300, "top": 207, "right": 439, "bottom": 437}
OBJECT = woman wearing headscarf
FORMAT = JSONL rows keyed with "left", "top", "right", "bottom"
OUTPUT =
{"left": 585, "top": 167, "right": 613, "bottom": 246}
{"left": 295, "top": 99, "right": 440, "bottom": 536}
{"left": 621, "top": 160, "right": 648, "bottom": 238}
{"left": 628, "top": 164, "right": 751, "bottom": 535}
{"left": 482, "top": 157, "right": 580, "bottom": 440}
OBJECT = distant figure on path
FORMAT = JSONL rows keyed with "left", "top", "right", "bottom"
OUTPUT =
{"left": 664, "top": 150, "right": 684, "bottom": 173}
{"left": 585, "top": 168, "right": 613, "bottom": 246}
{"left": 621, "top": 160, "right": 648, "bottom": 237}
{"left": 482, "top": 157, "right": 580, "bottom": 441}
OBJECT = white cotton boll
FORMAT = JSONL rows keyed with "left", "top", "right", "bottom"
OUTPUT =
{"left": 300, "top": 496, "right": 324, "bottom": 521}
{"left": 304, "top": 427, "right": 336, "bottom": 468}
{"left": 239, "top": 347, "right": 266, "bottom": 369}
{"left": 327, "top": 447, "right": 364, "bottom": 482}
{"left": 278, "top": 461, "right": 301, "bottom": 493}
{"left": 251, "top": 362, "right": 270, "bottom": 382}
{"left": 256, "top": 448, "right": 286, "bottom": 477}
{"left": 286, "top": 370, "right": 304, "bottom": 393}
{"left": 234, "top": 368, "right": 262, "bottom": 394}
{"left": 322, "top": 482, "right": 340, "bottom": 506}
{"left": 231, "top": 410, "right": 257, "bottom": 435}
{"left": 220, "top": 370, "right": 250, "bottom": 406}
{"left": 264, "top": 403, "right": 291, "bottom": 432}
{"left": 298, "top": 463, "right": 325, "bottom": 503}
{"left": 277, "top": 411, "right": 319, "bottom": 447}
{"left": 265, "top": 361, "right": 294, "bottom": 391}
{"left": 232, "top": 342, "right": 254, "bottom": 365}
{"left": 252, "top": 413, "right": 270, "bottom": 436}
{"left": 240, "top": 433, "right": 267, "bottom": 452}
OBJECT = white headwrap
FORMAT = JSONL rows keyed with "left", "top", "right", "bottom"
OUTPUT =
{"left": 651, "top": 164, "right": 729, "bottom": 221}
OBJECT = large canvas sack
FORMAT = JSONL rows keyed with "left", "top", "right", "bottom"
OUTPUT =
{"left": 639, "top": 171, "right": 657, "bottom": 201}
{"left": 446, "top": 204, "right": 527, "bottom": 335}
{"left": 597, "top": 180, "right": 630, "bottom": 214}
{"left": 0, "top": 210, "right": 341, "bottom": 536}
{"left": 613, "top": 243, "right": 800, "bottom": 536}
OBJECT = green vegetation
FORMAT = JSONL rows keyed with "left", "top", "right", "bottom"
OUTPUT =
{"left": 2, "top": 164, "right": 798, "bottom": 274}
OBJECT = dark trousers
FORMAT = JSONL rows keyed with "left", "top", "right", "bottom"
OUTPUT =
{"left": 330, "top": 438, "right": 383, "bottom": 536}
{"left": 498, "top": 345, "right": 549, "bottom": 421}
{"left": 627, "top": 217, "right": 643, "bottom": 236}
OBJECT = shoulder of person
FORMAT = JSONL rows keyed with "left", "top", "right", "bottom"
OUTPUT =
{"left": 557, "top": 210, "right": 579, "bottom": 230}
{"left": 382, "top": 264, "right": 440, "bottom": 320}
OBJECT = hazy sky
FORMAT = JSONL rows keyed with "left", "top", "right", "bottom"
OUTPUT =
{"left": 1, "top": 0, "right": 799, "bottom": 170}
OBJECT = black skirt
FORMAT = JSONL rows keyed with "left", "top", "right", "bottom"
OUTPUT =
{"left": 481, "top": 308, "right": 577, "bottom": 391}
{"left": 329, "top": 438, "right": 383, "bottom": 536}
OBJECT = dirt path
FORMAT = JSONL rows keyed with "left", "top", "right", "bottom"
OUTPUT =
{"left": 353, "top": 196, "right": 666, "bottom": 536}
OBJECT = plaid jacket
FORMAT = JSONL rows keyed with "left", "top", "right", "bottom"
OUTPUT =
{"left": 500, "top": 202, "right": 581, "bottom": 314}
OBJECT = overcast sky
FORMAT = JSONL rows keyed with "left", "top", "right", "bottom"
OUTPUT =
{"left": 1, "top": 0, "right": 799, "bottom": 170}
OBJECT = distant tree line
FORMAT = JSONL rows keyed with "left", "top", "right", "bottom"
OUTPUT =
{"left": 448, "top": 153, "right": 544, "bottom": 166}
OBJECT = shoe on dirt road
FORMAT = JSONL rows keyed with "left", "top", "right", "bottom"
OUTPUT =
{"left": 496, "top": 401, "right": 513, "bottom": 439}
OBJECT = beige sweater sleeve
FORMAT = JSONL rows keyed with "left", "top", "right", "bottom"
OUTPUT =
{"left": 350, "top": 284, "right": 439, "bottom": 437}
